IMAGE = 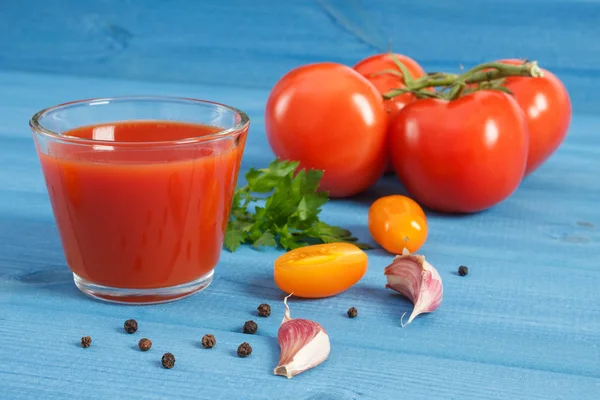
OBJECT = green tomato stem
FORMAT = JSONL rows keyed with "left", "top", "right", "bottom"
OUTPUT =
{"left": 383, "top": 61, "right": 544, "bottom": 101}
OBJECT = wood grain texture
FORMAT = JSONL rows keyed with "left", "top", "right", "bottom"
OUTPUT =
{"left": 2, "top": 0, "right": 600, "bottom": 112}
{"left": 0, "top": 1, "right": 599, "bottom": 399}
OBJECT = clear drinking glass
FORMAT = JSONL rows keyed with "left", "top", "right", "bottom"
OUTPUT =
{"left": 29, "top": 96, "right": 249, "bottom": 304}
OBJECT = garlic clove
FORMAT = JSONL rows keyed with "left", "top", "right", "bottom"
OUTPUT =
{"left": 274, "top": 294, "right": 331, "bottom": 379}
{"left": 384, "top": 248, "right": 443, "bottom": 327}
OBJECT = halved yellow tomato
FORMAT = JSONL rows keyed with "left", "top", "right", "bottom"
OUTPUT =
{"left": 273, "top": 243, "right": 368, "bottom": 298}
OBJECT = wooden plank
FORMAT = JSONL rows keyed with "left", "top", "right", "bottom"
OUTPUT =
{"left": 0, "top": 0, "right": 599, "bottom": 398}
{"left": 1, "top": 0, "right": 600, "bottom": 114}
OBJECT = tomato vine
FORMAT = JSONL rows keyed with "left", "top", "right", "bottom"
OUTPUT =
{"left": 382, "top": 54, "right": 544, "bottom": 101}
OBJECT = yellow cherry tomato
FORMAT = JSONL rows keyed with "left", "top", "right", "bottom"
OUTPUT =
{"left": 273, "top": 242, "right": 368, "bottom": 298}
{"left": 368, "top": 195, "right": 428, "bottom": 254}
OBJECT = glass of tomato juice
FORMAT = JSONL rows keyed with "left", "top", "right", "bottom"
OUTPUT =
{"left": 29, "top": 96, "right": 249, "bottom": 304}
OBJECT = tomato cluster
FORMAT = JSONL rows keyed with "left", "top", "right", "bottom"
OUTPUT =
{"left": 264, "top": 53, "right": 571, "bottom": 214}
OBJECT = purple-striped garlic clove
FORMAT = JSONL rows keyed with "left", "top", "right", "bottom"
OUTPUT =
{"left": 384, "top": 248, "right": 443, "bottom": 327}
{"left": 273, "top": 294, "right": 331, "bottom": 379}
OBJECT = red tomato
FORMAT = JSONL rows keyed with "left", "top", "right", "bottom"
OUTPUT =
{"left": 265, "top": 62, "right": 387, "bottom": 197}
{"left": 354, "top": 53, "right": 427, "bottom": 173}
{"left": 388, "top": 91, "right": 528, "bottom": 213}
{"left": 353, "top": 53, "right": 427, "bottom": 124}
{"left": 498, "top": 59, "right": 571, "bottom": 175}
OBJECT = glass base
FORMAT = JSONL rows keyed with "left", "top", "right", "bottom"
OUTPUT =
{"left": 73, "top": 270, "right": 214, "bottom": 305}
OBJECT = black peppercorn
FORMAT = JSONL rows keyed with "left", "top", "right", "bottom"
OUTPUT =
{"left": 243, "top": 320, "right": 258, "bottom": 334}
{"left": 201, "top": 334, "right": 216, "bottom": 349}
{"left": 237, "top": 342, "right": 252, "bottom": 357}
{"left": 161, "top": 352, "right": 175, "bottom": 369}
{"left": 347, "top": 307, "right": 358, "bottom": 318}
{"left": 124, "top": 319, "right": 138, "bottom": 334}
{"left": 138, "top": 338, "right": 152, "bottom": 351}
{"left": 81, "top": 336, "right": 92, "bottom": 348}
{"left": 458, "top": 265, "right": 469, "bottom": 276}
{"left": 257, "top": 303, "right": 271, "bottom": 317}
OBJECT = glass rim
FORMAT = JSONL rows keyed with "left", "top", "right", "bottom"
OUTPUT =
{"left": 29, "top": 95, "right": 250, "bottom": 147}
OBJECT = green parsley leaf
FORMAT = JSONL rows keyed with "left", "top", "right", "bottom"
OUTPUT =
{"left": 224, "top": 226, "right": 247, "bottom": 252}
{"left": 252, "top": 231, "right": 277, "bottom": 248}
{"left": 291, "top": 168, "right": 323, "bottom": 196}
{"left": 225, "top": 158, "right": 370, "bottom": 252}
{"left": 246, "top": 159, "right": 299, "bottom": 193}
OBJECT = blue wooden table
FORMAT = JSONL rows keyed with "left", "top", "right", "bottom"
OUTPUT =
{"left": 1, "top": 1, "right": 599, "bottom": 399}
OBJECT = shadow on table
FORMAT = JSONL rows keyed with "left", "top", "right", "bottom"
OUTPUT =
{"left": 343, "top": 283, "right": 416, "bottom": 325}
{"left": 348, "top": 173, "right": 488, "bottom": 219}
{"left": 240, "top": 274, "right": 416, "bottom": 329}
{"left": 0, "top": 216, "right": 87, "bottom": 300}
{"left": 14, "top": 266, "right": 85, "bottom": 300}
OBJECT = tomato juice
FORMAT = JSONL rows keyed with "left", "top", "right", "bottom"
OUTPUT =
{"left": 38, "top": 121, "right": 246, "bottom": 292}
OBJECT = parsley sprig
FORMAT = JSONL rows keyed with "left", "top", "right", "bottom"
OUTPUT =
{"left": 224, "top": 159, "right": 369, "bottom": 252}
